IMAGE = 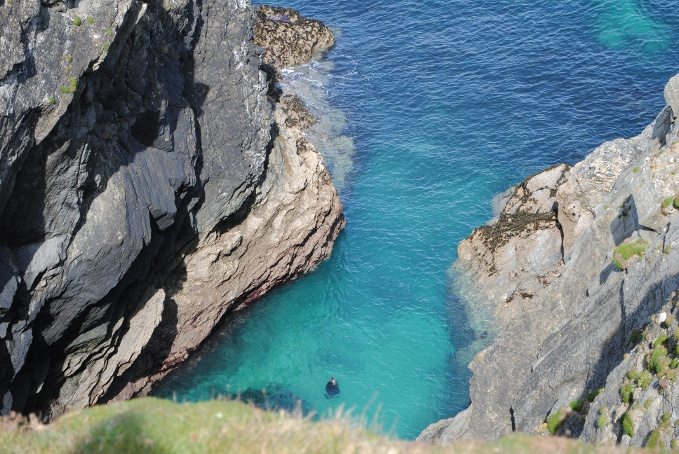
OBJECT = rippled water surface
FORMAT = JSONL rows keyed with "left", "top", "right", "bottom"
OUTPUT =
{"left": 155, "top": 0, "right": 679, "bottom": 438}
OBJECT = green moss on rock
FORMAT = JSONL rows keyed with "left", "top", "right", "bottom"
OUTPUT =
{"left": 612, "top": 238, "right": 649, "bottom": 270}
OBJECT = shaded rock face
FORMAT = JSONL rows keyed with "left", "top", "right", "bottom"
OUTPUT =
{"left": 420, "top": 75, "right": 679, "bottom": 447}
{"left": 254, "top": 5, "right": 335, "bottom": 68}
{"left": 0, "top": 0, "right": 343, "bottom": 418}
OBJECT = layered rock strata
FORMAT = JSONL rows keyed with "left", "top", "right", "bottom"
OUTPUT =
{"left": 421, "top": 75, "right": 679, "bottom": 448}
{"left": 0, "top": 0, "right": 343, "bottom": 419}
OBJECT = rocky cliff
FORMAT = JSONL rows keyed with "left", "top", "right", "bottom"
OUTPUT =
{"left": 0, "top": 0, "right": 343, "bottom": 419}
{"left": 420, "top": 75, "right": 679, "bottom": 449}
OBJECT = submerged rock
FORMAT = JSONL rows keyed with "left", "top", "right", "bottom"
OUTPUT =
{"left": 0, "top": 0, "right": 344, "bottom": 418}
{"left": 421, "top": 74, "right": 679, "bottom": 448}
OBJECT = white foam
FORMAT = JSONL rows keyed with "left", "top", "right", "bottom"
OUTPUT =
{"left": 280, "top": 59, "right": 356, "bottom": 192}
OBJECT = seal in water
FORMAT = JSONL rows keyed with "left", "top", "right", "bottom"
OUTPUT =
{"left": 325, "top": 377, "right": 340, "bottom": 398}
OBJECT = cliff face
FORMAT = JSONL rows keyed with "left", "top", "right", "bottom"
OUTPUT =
{"left": 0, "top": 0, "right": 343, "bottom": 418}
{"left": 420, "top": 75, "right": 679, "bottom": 448}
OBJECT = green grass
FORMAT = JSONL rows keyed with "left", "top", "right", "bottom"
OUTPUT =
{"left": 626, "top": 369, "right": 640, "bottom": 381}
{"left": 59, "top": 77, "right": 78, "bottom": 95}
{"left": 622, "top": 412, "right": 635, "bottom": 437}
{"left": 546, "top": 408, "right": 567, "bottom": 434}
{"left": 662, "top": 197, "right": 675, "bottom": 209}
{"left": 649, "top": 345, "right": 669, "bottom": 374}
{"left": 647, "top": 428, "right": 662, "bottom": 449}
{"left": 0, "top": 398, "right": 638, "bottom": 454}
{"left": 72, "top": 16, "right": 82, "bottom": 27}
{"left": 596, "top": 407, "right": 610, "bottom": 429}
{"left": 569, "top": 400, "right": 584, "bottom": 413}
{"left": 87, "top": 16, "right": 95, "bottom": 25}
{"left": 637, "top": 370, "right": 653, "bottom": 389}
{"left": 632, "top": 166, "right": 641, "bottom": 173}
{"left": 653, "top": 334, "right": 669, "bottom": 348}
{"left": 619, "top": 382, "right": 634, "bottom": 404}
{"left": 612, "top": 238, "right": 649, "bottom": 270}
{"left": 661, "top": 412, "right": 671, "bottom": 425}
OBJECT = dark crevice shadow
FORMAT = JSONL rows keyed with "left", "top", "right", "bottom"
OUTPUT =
{"left": 611, "top": 195, "right": 639, "bottom": 247}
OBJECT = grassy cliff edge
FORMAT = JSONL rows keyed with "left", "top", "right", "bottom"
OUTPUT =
{"left": 0, "top": 398, "right": 652, "bottom": 453}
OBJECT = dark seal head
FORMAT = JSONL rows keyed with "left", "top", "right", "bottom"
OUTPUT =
{"left": 325, "top": 377, "right": 340, "bottom": 398}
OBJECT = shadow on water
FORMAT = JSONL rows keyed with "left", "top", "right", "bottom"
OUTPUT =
{"left": 225, "top": 385, "right": 314, "bottom": 416}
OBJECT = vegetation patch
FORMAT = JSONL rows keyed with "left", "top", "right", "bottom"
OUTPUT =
{"left": 622, "top": 412, "right": 635, "bottom": 437}
{"left": 569, "top": 400, "right": 584, "bottom": 413}
{"left": 0, "top": 398, "right": 633, "bottom": 454}
{"left": 612, "top": 238, "right": 649, "bottom": 270}
{"left": 596, "top": 407, "right": 610, "bottom": 429}
{"left": 653, "top": 334, "right": 669, "bottom": 348}
{"left": 647, "top": 429, "right": 662, "bottom": 449}
{"left": 59, "top": 77, "right": 78, "bottom": 95}
{"left": 546, "top": 408, "right": 567, "bottom": 434}
{"left": 662, "top": 314, "right": 675, "bottom": 329}
{"left": 619, "top": 381, "right": 634, "bottom": 404}
{"left": 637, "top": 370, "right": 653, "bottom": 389}
{"left": 662, "top": 196, "right": 675, "bottom": 209}
{"left": 648, "top": 345, "right": 669, "bottom": 374}
{"left": 72, "top": 16, "right": 82, "bottom": 27}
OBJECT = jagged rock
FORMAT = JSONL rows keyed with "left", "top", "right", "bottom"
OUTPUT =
{"left": 280, "top": 94, "right": 317, "bottom": 130}
{"left": 421, "top": 74, "right": 679, "bottom": 447}
{"left": 664, "top": 74, "right": 679, "bottom": 119}
{"left": 0, "top": 0, "right": 343, "bottom": 419}
{"left": 254, "top": 5, "right": 335, "bottom": 68}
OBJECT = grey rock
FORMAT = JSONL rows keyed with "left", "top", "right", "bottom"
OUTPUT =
{"left": 420, "top": 74, "right": 679, "bottom": 448}
{"left": 0, "top": 0, "right": 344, "bottom": 418}
{"left": 664, "top": 74, "right": 679, "bottom": 119}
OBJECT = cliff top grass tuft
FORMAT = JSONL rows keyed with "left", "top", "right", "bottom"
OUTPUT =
{"left": 0, "top": 398, "right": 642, "bottom": 454}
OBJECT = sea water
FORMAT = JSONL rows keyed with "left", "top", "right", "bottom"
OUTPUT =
{"left": 154, "top": 0, "right": 679, "bottom": 439}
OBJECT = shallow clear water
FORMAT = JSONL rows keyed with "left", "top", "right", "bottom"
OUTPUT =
{"left": 155, "top": 0, "right": 679, "bottom": 439}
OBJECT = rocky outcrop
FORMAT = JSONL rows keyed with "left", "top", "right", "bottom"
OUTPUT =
{"left": 420, "top": 75, "right": 679, "bottom": 448}
{"left": 254, "top": 5, "right": 335, "bottom": 68}
{"left": 0, "top": 0, "right": 343, "bottom": 419}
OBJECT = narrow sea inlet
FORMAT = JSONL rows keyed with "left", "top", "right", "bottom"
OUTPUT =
{"left": 155, "top": 0, "right": 679, "bottom": 439}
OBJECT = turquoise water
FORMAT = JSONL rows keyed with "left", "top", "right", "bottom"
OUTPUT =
{"left": 155, "top": 0, "right": 679, "bottom": 439}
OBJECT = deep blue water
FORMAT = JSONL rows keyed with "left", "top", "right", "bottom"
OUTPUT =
{"left": 155, "top": 0, "right": 679, "bottom": 439}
